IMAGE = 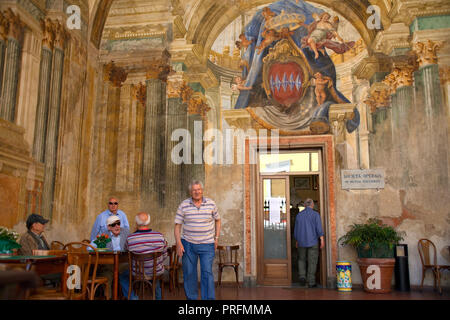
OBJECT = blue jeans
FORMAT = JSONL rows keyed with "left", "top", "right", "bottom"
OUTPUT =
{"left": 181, "top": 239, "right": 215, "bottom": 300}
{"left": 119, "top": 269, "right": 162, "bottom": 300}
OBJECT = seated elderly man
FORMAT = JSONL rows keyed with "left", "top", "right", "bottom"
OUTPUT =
{"left": 91, "top": 215, "right": 130, "bottom": 299}
{"left": 19, "top": 214, "right": 50, "bottom": 255}
{"left": 119, "top": 212, "right": 168, "bottom": 300}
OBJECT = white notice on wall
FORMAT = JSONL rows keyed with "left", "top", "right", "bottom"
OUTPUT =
{"left": 269, "top": 198, "right": 281, "bottom": 224}
{"left": 341, "top": 169, "right": 385, "bottom": 189}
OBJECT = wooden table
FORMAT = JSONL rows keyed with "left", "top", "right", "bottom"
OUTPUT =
{"left": 0, "top": 255, "right": 67, "bottom": 286}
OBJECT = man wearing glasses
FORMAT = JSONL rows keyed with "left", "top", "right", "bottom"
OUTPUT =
{"left": 90, "top": 197, "right": 130, "bottom": 241}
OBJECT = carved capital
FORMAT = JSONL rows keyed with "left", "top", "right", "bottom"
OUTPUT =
{"left": 104, "top": 61, "right": 128, "bottom": 87}
{"left": 146, "top": 59, "right": 172, "bottom": 82}
{"left": 132, "top": 82, "right": 147, "bottom": 106}
{"left": 53, "top": 20, "right": 69, "bottom": 50}
{"left": 439, "top": 65, "right": 450, "bottom": 84}
{"left": 4, "top": 8, "right": 23, "bottom": 41}
{"left": 40, "top": 18, "right": 55, "bottom": 49}
{"left": 0, "top": 12, "right": 8, "bottom": 41}
{"left": 187, "top": 94, "right": 211, "bottom": 118}
{"left": 365, "top": 82, "right": 391, "bottom": 113}
{"left": 329, "top": 104, "right": 355, "bottom": 144}
{"left": 413, "top": 40, "right": 444, "bottom": 68}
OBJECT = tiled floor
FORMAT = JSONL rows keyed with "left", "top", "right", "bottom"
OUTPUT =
{"left": 162, "top": 284, "right": 450, "bottom": 300}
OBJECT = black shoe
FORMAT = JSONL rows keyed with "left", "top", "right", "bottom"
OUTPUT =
{"left": 299, "top": 278, "right": 306, "bottom": 286}
{"left": 308, "top": 284, "right": 317, "bottom": 288}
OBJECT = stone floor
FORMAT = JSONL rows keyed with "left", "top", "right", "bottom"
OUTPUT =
{"left": 161, "top": 284, "right": 450, "bottom": 300}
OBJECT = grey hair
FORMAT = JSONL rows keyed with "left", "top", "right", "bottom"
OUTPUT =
{"left": 304, "top": 198, "right": 314, "bottom": 208}
{"left": 135, "top": 213, "right": 151, "bottom": 226}
{"left": 188, "top": 180, "right": 204, "bottom": 192}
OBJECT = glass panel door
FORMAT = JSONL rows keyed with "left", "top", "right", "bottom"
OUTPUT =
{"left": 260, "top": 176, "right": 291, "bottom": 285}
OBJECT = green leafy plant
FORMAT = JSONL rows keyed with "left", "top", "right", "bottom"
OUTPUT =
{"left": 338, "top": 218, "right": 405, "bottom": 258}
{"left": 93, "top": 233, "right": 111, "bottom": 248}
{"left": 0, "top": 226, "right": 21, "bottom": 253}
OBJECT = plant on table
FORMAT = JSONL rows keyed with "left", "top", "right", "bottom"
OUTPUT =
{"left": 0, "top": 226, "right": 21, "bottom": 254}
{"left": 94, "top": 233, "right": 111, "bottom": 249}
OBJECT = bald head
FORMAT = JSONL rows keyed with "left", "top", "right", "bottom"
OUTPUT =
{"left": 135, "top": 212, "right": 150, "bottom": 229}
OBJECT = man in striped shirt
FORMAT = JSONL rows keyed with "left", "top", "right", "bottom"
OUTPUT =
{"left": 174, "top": 180, "right": 221, "bottom": 300}
{"left": 119, "top": 212, "right": 167, "bottom": 300}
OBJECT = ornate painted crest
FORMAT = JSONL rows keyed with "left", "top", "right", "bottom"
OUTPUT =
{"left": 262, "top": 37, "right": 313, "bottom": 108}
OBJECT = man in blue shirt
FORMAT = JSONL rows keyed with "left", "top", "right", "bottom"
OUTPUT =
{"left": 293, "top": 198, "right": 324, "bottom": 288}
{"left": 91, "top": 197, "right": 130, "bottom": 241}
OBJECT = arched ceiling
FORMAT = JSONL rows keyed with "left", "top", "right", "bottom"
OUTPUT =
{"left": 90, "top": 0, "right": 389, "bottom": 59}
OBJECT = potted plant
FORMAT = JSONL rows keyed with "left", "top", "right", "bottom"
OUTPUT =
{"left": 0, "top": 226, "right": 21, "bottom": 255}
{"left": 339, "top": 218, "right": 405, "bottom": 293}
{"left": 93, "top": 233, "right": 111, "bottom": 250}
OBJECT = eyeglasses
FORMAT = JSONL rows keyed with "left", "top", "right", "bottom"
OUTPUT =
{"left": 109, "top": 222, "right": 120, "bottom": 227}
{"left": 108, "top": 202, "right": 118, "bottom": 205}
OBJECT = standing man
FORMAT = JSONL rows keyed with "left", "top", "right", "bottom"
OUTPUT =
{"left": 91, "top": 197, "right": 130, "bottom": 241}
{"left": 293, "top": 198, "right": 324, "bottom": 288}
{"left": 174, "top": 180, "right": 221, "bottom": 300}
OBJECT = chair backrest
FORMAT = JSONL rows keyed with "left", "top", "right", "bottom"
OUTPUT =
{"left": 63, "top": 242, "right": 89, "bottom": 252}
{"left": 50, "top": 241, "right": 65, "bottom": 250}
{"left": 32, "top": 249, "right": 67, "bottom": 256}
{"left": 64, "top": 242, "right": 99, "bottom": 300}
{"left": 217, "top": 245, "right": 240, "bottom": 265}
{"left": 129, "top": 251, "right": 164, "bottom": 281}
{"left": 81, "top": 239, "right": 91, "bottom": 244}
{"left": 168, "top": 245, "right": 179, "bottom": 269}
{"left": 418, "top": 238, "right": 437, "bottom": 266}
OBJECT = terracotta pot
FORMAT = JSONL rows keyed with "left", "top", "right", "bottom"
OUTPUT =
{"left": 357, "top": 258, "right": 395, "bottom": 293}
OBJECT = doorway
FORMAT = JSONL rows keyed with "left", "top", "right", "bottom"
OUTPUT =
{"left": 289, "top": 174, "right": 323, "bottom": 286}
{"left": 257, "top": 149, "right": 327, "bottom": 287}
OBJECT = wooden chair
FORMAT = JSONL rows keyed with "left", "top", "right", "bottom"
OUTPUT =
{"left": 217, "top": 245, "right": 240, "bottom": 287}
{"left": 50, "top": 241, "right": 65, "bottom": 250}
{"left": 418, "top": 238, "right": 450, "bottom": 294}
{"left": 164, "top": 245, "right": 181, "bottom": 292}
{"left": 128, "top": 251, "right": 165, "bottom": 300}
{"left": 63, "top": 242, "right": 109, "bottom": 300}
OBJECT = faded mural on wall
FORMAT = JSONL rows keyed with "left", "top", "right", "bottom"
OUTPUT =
{"left": 232, "top": 0, "right": 359, "bottom": 134}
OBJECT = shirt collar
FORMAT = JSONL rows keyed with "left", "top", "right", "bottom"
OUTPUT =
{"left": 135, "top": 229, "right": 152, "bottom": 233}
{"left": 189, "top": 197, "right": 206, "bottom": 205}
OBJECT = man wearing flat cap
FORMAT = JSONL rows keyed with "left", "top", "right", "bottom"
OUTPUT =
{"left": 19, "top": 213, "right": 50, "bottom": 256}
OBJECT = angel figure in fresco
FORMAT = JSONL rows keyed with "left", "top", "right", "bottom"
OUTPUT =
{"left": 231, "top": 76, "right": 253, "bottom": 92}
{"left": 301, "top": 12, "right": 355, "bottom": 59}
{"left": 256, "top": 29, "right": 280, "bottom": 54}
{"left": 313, "top": 72, "right": 346, "bottom": 106}
{"left": 313, "top": 72, "right": 332, "bottom": 106}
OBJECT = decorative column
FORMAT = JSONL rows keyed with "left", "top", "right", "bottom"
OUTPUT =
{"left": 41, "top": 21, "right": 68, "bottom": 220}
{"left": 32, "top": 18, "right": 54, "bottom": 162}
{"left": 385, "top": 64, "right": 416, "bottom": 187}
{"left": 0, "top": 9, "right": 23, "bottom": 122}
{"left": 413, "top": 40, "right": 448, "bottom": 187}
{"left": 141, "top": 60, "right": 170, "bottom": 206}
{"left": 180, "top": 83, "right": 210, "bottom": 189}
{"left": 166, "top": 73, "right": 187, "bottom": 208}
{"left": 103, "top": 61, "right": 128, "bottom": 193}
{"left": 0, "top": 12, "right": 8, "bottom": 97}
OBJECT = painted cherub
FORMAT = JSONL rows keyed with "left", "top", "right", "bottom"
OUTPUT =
{"left": 302, "top": 12, "right": 353, "bottom": 59}
{"left": 256, "top": 28, "right": 280, "bottom": 54}
{"left": 314, "top": 72, "right": 332, "bottom": 106}
{"left": 231, "top": 76, "right": 252, "bottom": 92}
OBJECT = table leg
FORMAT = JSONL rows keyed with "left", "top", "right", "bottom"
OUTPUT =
{"left": 113, "top": 254, "right": 119, "bottom": 300}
